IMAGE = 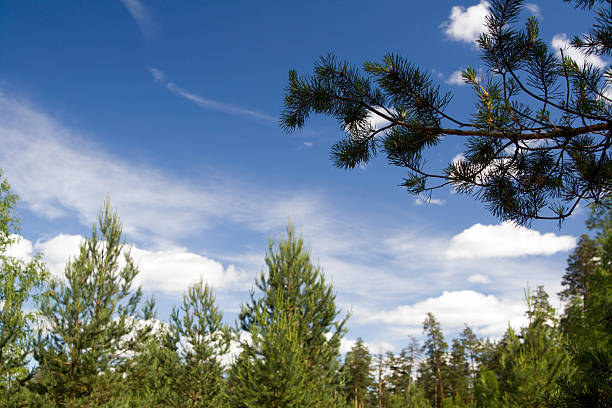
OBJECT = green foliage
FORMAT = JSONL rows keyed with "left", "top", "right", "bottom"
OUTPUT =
{"left": 419, "top": 313, "right": 449, "bottom": 408}
{"left": 489, "top": 287, "right": 571, "bottom": 407}
{"left": 342, "top": 338, "right": 373, "bottom": 408}
{"left": 231, "top": 224, "right": 347, "bottom": 407}
{"left": 547, "top": 200, "right": 612, "bottom": 407}
{"left": 0, "top": 172, "right": 47, "bottom": 406}
{"left": 282, "top": 0, "right": 612, "bottom": 224}
{"left": 164, "top": 279, "right": 230, "bottom": 407}
{"left": 32, "top": 200, "right": 152, "bottom": 407}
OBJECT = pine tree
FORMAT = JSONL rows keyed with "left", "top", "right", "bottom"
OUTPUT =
{"left": 458, "top": 325, "right": 481, "bottom": 405}
{"left": 560, "top": 234, "right": 599, "bottom": 304}
{"left": 231, "top": 224, "right": 347, "bottom": 407}
{"left": 548, "top": 200, "right": 612, "bottom": 407}
{"left": 386, "top": 336, "right": 420, "bottom": 407}
{"left": 495, "top": 287, "right": 570, "bottom": 407}
{"left": 32, "top": 200, "right": 151, "bottom": 407}
{"left": 420, "top": 313, "right": 448, "bottom": 408}
{"left": 446, "top": 338, "right": 471, "bottom": 406}
{"left": 163, "top": 279, "right": 230, "bottom": 407}
{"left": 281, "top": 0, "right": 612, "bottom": 224}
{"left": 230, "top": 290, "right": 309, "bottom": 408}
{"left": 342, "top": 338, "right": 373, "bottom": 408}
{"left": 0, "top": 172, "right": 47, "bottom": 406}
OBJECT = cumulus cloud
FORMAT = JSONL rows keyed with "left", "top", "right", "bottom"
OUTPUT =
{"left": 368, "top": 290, "right": 527, "bottom": 336}
{"left": 120, "top": 0, "right": 159, "bottom": 41}
{"left": 447, "top": 221, "right": 576, "bottom": 259}
{"left": 338, "top": 337, "right": 395, "bottom": 354}
{"left": 551, "top": 33, "right": 608, "bottom": 69}
{"left": 442, "top": 1, "right": 490, "bottom": 45}
{"left": 149, "top": 68, "right": 274, "bottom": 122}
{"left": 446, "top": 70, "right": 466, "bottom": 86}
{"left": 14, "top": 234, "right": 245, "bottom": 293}
{"left": 468, "top": 273, "right": 491, "bottom": 284}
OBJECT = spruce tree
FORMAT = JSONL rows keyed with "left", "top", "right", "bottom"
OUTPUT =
{"left": 33, "top": 200, "right": 151, "bottom": 407}
{"left": 232, "top": 224, "right": 347, "bottom": 407}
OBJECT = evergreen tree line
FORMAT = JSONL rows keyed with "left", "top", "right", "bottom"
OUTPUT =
{"left": 1, "top": 171, "right": 610, "bottom": 407}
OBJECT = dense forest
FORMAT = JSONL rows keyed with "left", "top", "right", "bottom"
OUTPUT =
{"left": 1, "top": 168, "right": 610, "bottom": 407}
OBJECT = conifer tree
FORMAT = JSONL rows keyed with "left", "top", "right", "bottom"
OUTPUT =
{"left": 163, "top": 279, "right": 230, "bottom": 407}
{"left": 232, "top": 224, "right": 347, "bottom": 407}
{"left": 33, "top": 200, "right": 151, "bottom": 407}
{"left": 458, "top": 325, "right": 481, "bottom": 405}
{"left": 560, "top": 234, "right": 599, "bottom": 304}
{"left": 420, "top": 313, "right": 448, "bottom": 408}
{"left": 342, "top": 338, "right": 373, "bottom": 408}
{"left": 447, "top": 338, "right": 471, "bottom": 406}
{"left": 548, "top": 200, "right": 612, "bottom": 407}
{"left": 385, "top": 336, "right": 422, "bottom": 407}
{"left": 0, "top": 172, "right": 47, "bottom": 406}
{"left": 494, "top": 287, "right": 570, "bottom": 407}
{"left": 282, "top": 0, "right": 612, "bottom": 224}
{"left": 231, "top": 290, "right": 309, "bottom": 408}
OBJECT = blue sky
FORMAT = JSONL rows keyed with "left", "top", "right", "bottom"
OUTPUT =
{"left": 0, "top": 1, "right": 605, "bottom": 352}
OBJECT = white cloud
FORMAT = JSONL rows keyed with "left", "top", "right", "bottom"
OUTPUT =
{"left": 148, "top": 67, "right": 165, "bottom": 83}
{"left": 415, "top": 196, "right": 446, "bottom": 206}
{"left": 451, "top": 153, "right": 466, "bottom": 164}
{"left": 4, "top": 234, "right": 34, "bottom": 260}
{"left": 468, "top": 273, "right": 491, "bottom": 284}
{"left": 120, "top": 0, "right": 159, "bottom": 41}
{"left": 131, "top": 246, "right": 247, "bottom": 291}
{"left": 524, "top": 3, "right": 541, "bottom": 18}
{"left": 16, "top": 233, "right": 246, "bottom": 293}
{"left": 0, "top": 93, "right": 317, "bottom": 244}
{"left": 149, "top": 68, "right": 274, "bottom": 122}
{"left": 446, "top": 70, "right": 466, "bottom": 86}
{"left": 303, "top": 141, "right": 313, "bottom": 147}
{"left": 369, "top": 290, "right": 527, "bottom": 336}
{"left": 442, "top": 1, "right": 490, "bottom": 45}
{"left": 551, "top": 33, "right": 608, "bottom": 69}
{"left": 366, "top": 109, "right": 392, "bottom": 130}
{"left": 447, "top": 221, "right": 576, "bottom": 259}
{"left": 338, "top": 337, "right": 395, "bottom": 354}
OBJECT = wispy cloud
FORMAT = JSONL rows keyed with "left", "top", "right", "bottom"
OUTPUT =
{"left": 524, "top": 3, "right": 542, "bottom": 18}
{"left": 415, "top": 196, "right": 446, "bottom": 206}
{"left": 149, "top": 68, "right": 275, "bottom": 122}
{"left": 120, "top": 0, "right": 159, "bottom": 41}
{"left": 0, "top": 92, "right": 312, "bottom": 244}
